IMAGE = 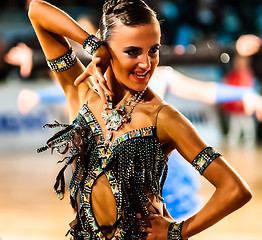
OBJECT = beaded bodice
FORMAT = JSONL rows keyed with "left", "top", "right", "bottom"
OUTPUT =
{"left": 38, "top": 104, "right": 169, "bottom": 240}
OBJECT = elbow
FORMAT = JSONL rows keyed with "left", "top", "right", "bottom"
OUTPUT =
{"left": 240, "top": 186, "right": 252, "bottom": 205}
{"left": 28, "top": 0, "right": 43, "bottom": 21}
{"left": 233, "top": 183, "right": 252, "bottom": 208}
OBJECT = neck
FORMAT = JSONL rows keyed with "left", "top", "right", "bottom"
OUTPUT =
{"left": 106, "top": 69, "right": 138, "bottom": 106}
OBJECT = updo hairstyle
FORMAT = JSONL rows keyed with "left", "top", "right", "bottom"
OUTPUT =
{"left": 98, "top": 0, "right": 158, "bottom": 43}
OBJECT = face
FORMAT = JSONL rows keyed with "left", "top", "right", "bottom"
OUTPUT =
{"left": 107, "top": 20, "right": 161, "bottom": 92}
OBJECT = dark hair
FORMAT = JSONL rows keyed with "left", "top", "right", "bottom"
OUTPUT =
{"left": 98, "top": 0, "right": 158, "bottom": 43}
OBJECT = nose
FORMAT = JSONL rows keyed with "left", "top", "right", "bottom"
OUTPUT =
{"left": 138, "top": 54, "right": 151, "bottom": 70}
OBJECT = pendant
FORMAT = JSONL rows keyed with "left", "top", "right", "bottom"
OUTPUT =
{"left": 102, "top": 90, "right": 146, "bottom": 144}
{"left": 106, "top": 110, "right": 123, "bottom": 131}
{"left": 106, "top": 130, "right": 113, "bottom": 142}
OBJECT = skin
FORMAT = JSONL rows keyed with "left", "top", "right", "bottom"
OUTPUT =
{"left": 28, "top": 1, "right": 252, "bottom": 239}
{"left": 106, "top": 21, "right": 160, "bottom": 94}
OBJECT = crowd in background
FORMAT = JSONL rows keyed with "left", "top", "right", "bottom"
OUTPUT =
{"left": 1, "top": 0, "right": 262, "bottom": 143}
{"left": 2, "top": 1, "right": 262, "bottom": 74}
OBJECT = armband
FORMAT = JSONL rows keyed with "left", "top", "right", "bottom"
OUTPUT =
{"left": 83, "top": 35, "right": 103, "bottom": 55}
{"left": 168, "top": 221, "right": 185, "bottom": 240}
{"left": 46, "top": 48, "right": 76, "bottom": 72}
{"left": 191, "top": 147, "right": 221, "bottom": 175}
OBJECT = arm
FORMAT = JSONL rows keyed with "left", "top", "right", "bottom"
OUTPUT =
{"left": 28, "top": 0, "right": 89, "bottom": 119}
{"left": 165, "top": 68, "right": 217, "bottom": 104}
{"left": 28, "top": 0, "right": 111, "bottom": 120}
{"left": 172, "top": 73, "right": 262, "bottom": 121}
{"left": 156, "top": 66, "right": 262, "bottom": 121}
{"left": 147, "top": 105, "right": 252, "bottom": 240}
{"left": 163, "top": 66, "right": 256, "bottom": 104}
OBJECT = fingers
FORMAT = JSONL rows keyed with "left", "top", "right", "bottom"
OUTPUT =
{"left": 145, "top": 232, "right": 153, "bottom": 240}
{"left": 257, "top": 112, "right": 262, "bottom": 122}
{"left": 74, "top": 68, "right": 91, "bottom": 86}
{"left": 135, "top": 213, "right": 151, "bottom": 228}
{"left": 96, "top": 82, "right": 108, "bottom": 105}
{"left": 75, "top": 44, "right": 112, "bottom": 103}
{"left": 135, "top": 213, "right": 152, "bottom": 239}
{"left": 96, "top": 67, "right": 113, "bottom": 97}
{"left": 163, "top": 203, "right": 172, "bottom": 218}
{"left": 74, "top": 68, "right": 110, "bottom": 104}
{"left": 255, "top": 96, "right": 262, "bottom": 122}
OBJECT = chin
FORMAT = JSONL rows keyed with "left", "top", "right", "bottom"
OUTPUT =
{"left": 129, "top": 83, "right": 148, "bottom": 92}
{"left": 128, "top": 76, "right": 151, "bottom": 92}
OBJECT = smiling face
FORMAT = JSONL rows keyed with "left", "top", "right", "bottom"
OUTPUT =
{"left": 107, "top": 20, "right": 161, "bottom": 92}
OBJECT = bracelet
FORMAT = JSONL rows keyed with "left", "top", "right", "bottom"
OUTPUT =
{"left": 168, "top": 221, "right": 184, "bottom": 240}
{"left": 46, "top": 48, "right": 76, "bottom": 72}
{"left": 83, "top": 35, "right": 103, "bottom": 55}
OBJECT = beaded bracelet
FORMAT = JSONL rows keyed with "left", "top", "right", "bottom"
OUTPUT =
{"left": 83, "top": 35, "right": 103, "bottom": 55}
{"left": 191, "top": 146, "right": 221, "bottom": 175}
{"left": 46, "top": 48, "right": 77, "bottom": 72}
{"left": 168, "top": 221, "right": 184, "bottom": 240}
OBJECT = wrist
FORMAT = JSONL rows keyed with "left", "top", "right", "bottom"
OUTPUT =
{"left": 83, "top": 35, "right": 103, "bottom": 55}
{"left": 168, "top": 221, "right": 187, "bottom": 240}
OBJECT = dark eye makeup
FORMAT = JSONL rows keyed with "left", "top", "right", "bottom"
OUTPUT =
{"left": 123, "top": 44, "right": 160, "bottom": 57}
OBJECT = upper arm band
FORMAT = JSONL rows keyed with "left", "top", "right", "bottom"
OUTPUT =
{"left": 191, "top": 146, "right": 221, "bottom": 175}
{"left": 46, "top": 48, "right": 77, "bottom": 72}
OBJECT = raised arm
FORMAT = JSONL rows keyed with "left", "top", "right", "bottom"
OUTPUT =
{"left": 147, "top": 105, "right": 252, "bottom": 240}
{"left": 28, "top": 0, "right": 90, "bottom": 118}
{"left": 28, "top": 0, "right": 111, "bottom": 120}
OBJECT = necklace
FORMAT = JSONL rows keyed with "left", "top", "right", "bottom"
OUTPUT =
{"left": 101, "top": 90, "right": 145, "bottom": 142}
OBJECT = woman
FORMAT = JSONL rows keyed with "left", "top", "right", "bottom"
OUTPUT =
{"left": 29, "top": 0, "right": 252, "bottom": 239}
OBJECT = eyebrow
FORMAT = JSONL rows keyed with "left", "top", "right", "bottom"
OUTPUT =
{"left": 123, "top": 44, "right": 161, "bottom": 51}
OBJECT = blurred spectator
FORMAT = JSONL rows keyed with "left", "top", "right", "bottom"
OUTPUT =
{"left": 221, "top": 34, "right": 262, "bottom": 148}
{"left": 0, "top": 36, "right": 11, "bottom": 80}
{"left": 222, "top": 54, "right": 257, "bottom": 148}
{"left": 5, "top": 42, "right": 33, "bottom": 78}
{"left": 3, "top": 12, "right": 99, "bottom": 81}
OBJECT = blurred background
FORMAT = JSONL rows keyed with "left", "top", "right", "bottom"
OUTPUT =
{"left": 0, "top": 0, "right": 262, "bottom": 239}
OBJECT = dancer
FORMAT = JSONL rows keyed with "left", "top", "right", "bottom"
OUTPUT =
{"left": 29, "top": 0, "right": 251, "bottom": 239}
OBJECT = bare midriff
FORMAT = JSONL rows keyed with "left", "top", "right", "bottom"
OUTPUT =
{"left": 91, "top": 174, "right": 163, "bottom": 238}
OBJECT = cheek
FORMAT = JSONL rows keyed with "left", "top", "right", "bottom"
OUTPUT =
{"left": 111, "top": 52, "right": 133, "bottom": 70}
{"left": 151, "top": 57, "right": 159, "bottom": 70}
{"left": 116, "top": 57, "right": 137, "bottom": 74}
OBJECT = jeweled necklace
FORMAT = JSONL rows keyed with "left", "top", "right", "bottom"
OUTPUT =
{"left": 102, "top": 90, "right": 145, "bottom": 142}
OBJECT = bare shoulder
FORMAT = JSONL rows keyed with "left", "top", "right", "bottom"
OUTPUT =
{"left": 141, "top": 88, "right": 168, "bottom": 119}
{"left": 143, "top": 88, "right": 192, "bottom": 132}
{"left": 156, "top": 103, "right": 187, "bottom": 135}
{"left": 156, "top": 102, "right": 208, "bottom": 158}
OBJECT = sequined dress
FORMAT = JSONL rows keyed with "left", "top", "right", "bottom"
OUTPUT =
{"left": 38, "top": 103, "right": 169, "bottom": 240}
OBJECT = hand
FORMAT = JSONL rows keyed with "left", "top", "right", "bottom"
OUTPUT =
{"left": 74, "top": 44, "right": 113, "bottom": 104}
{"left": 243, "top": 92, "right": 262, "bottom": 122}
{"left": 4, "top": 42, "right": 33, "bottom": 78}
{"left": 136, "top": 204, "right": 174, "bottom": 240}
{"left": 253, "top": 95, "right": 262, "bottom": 122}
{"left": 17, "top": 89, "right": 40, "bottom": 114}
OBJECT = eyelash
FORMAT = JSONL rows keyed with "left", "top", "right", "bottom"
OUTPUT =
{"left": 149, "top": 46, "right": 160, "bottom": 54}
{"left": 125, "top": 50, "right": 139, "bottom": 56}
{"left": 124, "top": 47, "right": 160, "bottom": 57}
